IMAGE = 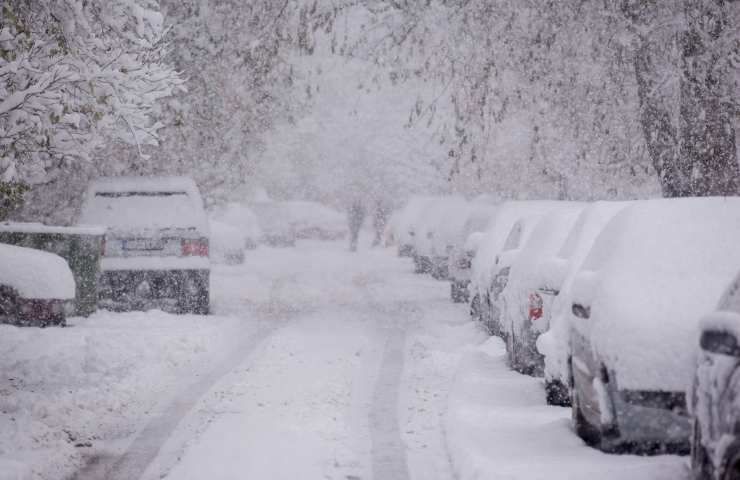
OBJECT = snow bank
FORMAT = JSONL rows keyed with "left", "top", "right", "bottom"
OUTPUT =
{"left": 570, "top": 197, "right": 740, "bottom": 392}
{"left": 0, "top": 310, "right": 253, "bottom": 480}
{"left": 0, "top": 243, "right": 75, "bottom": 299}
{"left": 444, "top": 337, "right": 687, "bottom": 480}
{"left": 537, "top": 202, "right": 632, "bottom": 384}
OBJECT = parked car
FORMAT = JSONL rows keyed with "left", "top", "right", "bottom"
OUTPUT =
{"left": 209, "top": 219, "right": 246, "bottom": 265}
{"left": 78, "top": 176, "right": 210, "bottom": 314}
{"left": 501, "top": 206, "right": 584, "bottom": 376}
{"left": 0, "top": 243, "right": 75, "bottom": 327}
{"left": 251, "top": 200, "right": 347, "bottom": 247}
{"left": 210, "top": 202, "right": 262, "bottom": 251}
{"left": 428, "top": 197, "right": 474, "bottom": 280}
{"left": 691, "top": 270, "right": 740, "bottom": 480}
{"left": 470, "top": 201, "right": 574, "bottom": 336}
{"left": 412, "top": 196, "right": 466, "bottom": 275}
{"left": 568, "top": 197, "right": 740, "bottom": 454}
{"left": 448, "top": 205, "right": 497, "bottom": 303}
{"left": 392, "top": 196, "right": 435, "bottom": 257}
{"left": 535, "top": 201, "right": 631, "bottom": 406}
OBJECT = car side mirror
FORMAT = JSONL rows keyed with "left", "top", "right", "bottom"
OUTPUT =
{"left": 572, "top": 303, "right": 590, "bottom": 319}
{"left": 700, "top": 329, "right": 740, "bottom": 357}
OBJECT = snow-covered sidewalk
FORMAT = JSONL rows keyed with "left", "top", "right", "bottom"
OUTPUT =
{"left": 444, "top": 337, "right": 689, "bottom": 480}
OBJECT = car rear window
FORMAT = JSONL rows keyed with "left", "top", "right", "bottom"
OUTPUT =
{"left": 81, "top": 191, "right": 200, "bottom": 231}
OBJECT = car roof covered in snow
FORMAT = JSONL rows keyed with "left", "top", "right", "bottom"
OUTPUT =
{"left": 79, "top": 176, "right": 208, "bottom": 233}
{"left": 415, "top": 196, "right": 467, "bottom": 256}
{"left": 0, "top": 243, "right": 75, "bottom": 300}
{"left": 392, "top": 195, "right": 438, "bottom": 245}
{"left": 571, "top": 197, "right": 740, "bottom": 391}
{"left": 471, "top": 201, "right": 579, "bottom": 292}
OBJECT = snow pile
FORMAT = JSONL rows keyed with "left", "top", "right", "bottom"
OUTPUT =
{"left": 79, "top": 177, "right": 208, "bottom": 233}
{"left": 502, "top": 206, "right": 584, "bottom": 338}
{"left": 444, "top": 337, "right": 687, "bottom": 480}
{"left": 0, "top": 310, "right": 252, "bottom": 480}
{"left": 536, "top": 202, "right": 632, "bottom": 385}
{"left": 570, "top": 197, "right": 740, "bottom": 391}
{"left": 0, "top": 243, "right": 75, "bottom": 299}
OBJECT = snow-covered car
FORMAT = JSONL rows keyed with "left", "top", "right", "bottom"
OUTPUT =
{"left": 692, "top": 270, "right": 740, "bottom": 480}
{"left": 501, "top": 205, "right": 584, "bottom": 376}
{"left": 568, "top": 197, "right": 740, "bottom": 454}
{"left": 427, "top": 197, "right": 473, "bottom": 280}
{"left": 78, "top": 176, "right": 210, "bottom": 314}
{"left": 412, "top": 196, "right": 466, "bottom": 275}
{"left": 447, "top": 203, "right": 498, "bottom": 302}
{"left": 251, "top": 200, "right": 347, "bottom": 247}
{"left": 392, "top": 196, "right": 435, "bottom": 257}
{"left": 0, "top": 243, "right": 75, "bottom": 327}
{"left": 535, "top": 201, "right": 632, "bottom": 406}
{"left": 210, "top": 202, "right": 262, "bottom": 251}
{"left": 470, "top": 201, "right": 574, "bottom": 336}
{"left": 209, "top": 219, "right": 246, "bottom": 265}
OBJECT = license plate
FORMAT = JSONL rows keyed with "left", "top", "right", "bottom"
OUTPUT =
{"left": 123, "top": 238, "right": 164, "bottom": 251}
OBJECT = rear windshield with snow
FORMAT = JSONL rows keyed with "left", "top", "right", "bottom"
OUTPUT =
{"left": 81, "top": 191, "right": 202, "bottom": 232}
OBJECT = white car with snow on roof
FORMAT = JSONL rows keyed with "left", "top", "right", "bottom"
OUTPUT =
{"left": 78, "top": 176, "right": 210, "bottom": 314}
{"left": 568, "top": 197, "right": 740, "bottom": 454}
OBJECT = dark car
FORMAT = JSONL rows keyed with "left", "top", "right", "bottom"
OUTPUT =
{"left": 0, "top": 243, "right": 75, "bottom": 327}
{"left": 692, "top": 271, "right": 740, "bottom": 480}
{"left": 78, "top": 176, "right": 210, "bottom": 314}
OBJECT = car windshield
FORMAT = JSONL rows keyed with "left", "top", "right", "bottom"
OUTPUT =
{"left": 81, "top": 191, "right": 197, "bottom": 231}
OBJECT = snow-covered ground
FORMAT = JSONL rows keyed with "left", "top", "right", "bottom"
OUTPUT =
{"left": 1, "top": 236, "right": 688, "bottom": 480}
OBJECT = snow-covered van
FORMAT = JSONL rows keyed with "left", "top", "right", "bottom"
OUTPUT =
{"left": 79, "top": 176, "right": 210, "bottom": 314}
{"left": 0, "top": 243, "right": 75, "bottom": 327}
{"left": 569, "top": 197, "right": 740, "bottom": 454}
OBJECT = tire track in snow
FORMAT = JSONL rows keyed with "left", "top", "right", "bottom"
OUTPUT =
{"left": 370, "top": 326, "right": 411, "bottom": 480}
{"left": 70, "top": 321, "right": 281, "bottom": 480}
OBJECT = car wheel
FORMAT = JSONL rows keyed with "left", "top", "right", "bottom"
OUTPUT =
{"left": 692, "top": 418, "right": 714, "bottom": 480}
{"left": 572, "top": 389, "right": 601, "bottom": 447}
{"left": 545, "top": 378, "right": 571, "bottom": 407}
{"left": 179, "top": 274, "right": 210, "bottom": 315}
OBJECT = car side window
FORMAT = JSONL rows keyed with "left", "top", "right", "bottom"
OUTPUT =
{"left": 503, "top": 221, "right": 523, "bottom": 251}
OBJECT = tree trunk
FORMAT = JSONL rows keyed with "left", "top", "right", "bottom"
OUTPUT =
{"left": 632, "top": 40, "right": 685, "bottom": 197}
{"left": 680, "top": 0, "right": 739, "bottom": 196}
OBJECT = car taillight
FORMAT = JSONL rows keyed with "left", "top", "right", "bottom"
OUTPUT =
{"left": 182, "top": 238, "right": 209, "bottom": 257}
{"left": 528, "top": 292, "right": 543, "bottom": 321}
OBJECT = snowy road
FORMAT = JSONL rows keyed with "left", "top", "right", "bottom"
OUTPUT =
{"left": 2, "top": 238, "right": 688, "bottom": 480}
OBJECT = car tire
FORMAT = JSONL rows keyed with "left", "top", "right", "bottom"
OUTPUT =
{"left": 545, "top": 378, "right": 571, "bottom": 407}
{"left": 572, "top": 388, "right": 601, "bottom": 447}
{"left": 179, "top": 273, "right": 210, "bottom": 315}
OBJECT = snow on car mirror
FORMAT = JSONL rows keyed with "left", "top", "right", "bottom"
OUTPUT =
{"left": 571, "top": 303, "right": 590, "bottom": 319}
{"left": 700, "top": 329, "right": 740, "bottom": 357}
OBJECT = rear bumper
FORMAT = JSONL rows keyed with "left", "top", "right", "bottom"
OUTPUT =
{"left": 98, "top": 269, "right": 209, "bottom": 313}
{"left": 610, "top": 387, "right": 690, "bottom": 452}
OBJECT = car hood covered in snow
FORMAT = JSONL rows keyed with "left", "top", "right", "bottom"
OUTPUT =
{"left": 570, "top": 197, "right": 740, "bottom": 392}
